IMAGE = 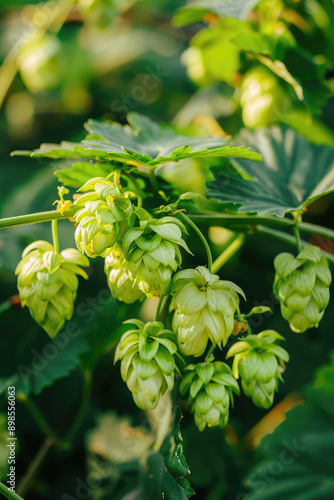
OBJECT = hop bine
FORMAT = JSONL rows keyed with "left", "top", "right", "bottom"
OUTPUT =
{"left": 170, "top": 266, "right": 245, "bottom": 357}
{"left": 227, "top": 330, "right": 289, "bottom": 409}
{"left": 115, "top": 320, "right": 178, "bottom": 410}
{"left": 122, "top": 216, "right": 191, "bottom": 299}
{"left": 73, "top": 177, "right": 133, "bottom": 258}
{"left": 104, "top": 244, "right": 144, "bottom": 304}
{"left": 15, "top": 241, "right": 89, "bottom": 338}
{"left": 180, "top": 361, "right": 239, "bottom": 431}
{"left": 273, "top": 246, "right": 331, "bottom": 333}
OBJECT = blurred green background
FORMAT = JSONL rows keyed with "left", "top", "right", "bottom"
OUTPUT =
{"left": 0, "top": 0, "right": 334, "bottom": 499}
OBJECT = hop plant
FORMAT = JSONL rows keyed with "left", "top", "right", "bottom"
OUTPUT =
{"left": 115, "top": 320, "right": 178, "bottom": 410}
{"left": 273, "top": 246, "right": 331, "bottom": 333}
{"left": 73, "top": 177, "right": 133, "bottom": 258}
{"left": 227, "top": 330, "right": 289, "bottom": 409}
{"left": 15, "top": 241, "right": 89, "bottom": 338}
{"left": 122, "top": 216, "right": 190, "bottom": 299}
{"left": 170, "top": 266, "right": 245, "bottom": 357}
{"left": 180, "top": 361, "right": 239, "bottom": 431}
{"left": 104, "top": 244, "right": 144, "bottom": 304}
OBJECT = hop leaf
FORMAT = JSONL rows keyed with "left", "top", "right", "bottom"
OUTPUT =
{"left": 123, "top": 216, "right": 191, "bottom": 299}
{"left": 227, "top": 330, "right": 289, "bottom": 409}
{"left": 115, "top": 320, "right": 178, "bottom": 410}
{"left": 104, "top": 244, "right": 144, "bottom": 304}
{"left": 73, "top": 177, "right": 133, "bottom": 258}
{"left": 180, "top": 361, "right": 239, "bottom": 431}
{"left": 15, "top": 242, "right": 89, "bottom": 338}
{"left": 170, "top": 266, "right": 245, "bottom": 356}
{"left": 273, "top": 246, "right": 331, "bottom": 333}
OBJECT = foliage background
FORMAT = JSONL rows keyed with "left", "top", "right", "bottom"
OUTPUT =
{"left": 0, "top": 0, "right": 334, "bottom": 499}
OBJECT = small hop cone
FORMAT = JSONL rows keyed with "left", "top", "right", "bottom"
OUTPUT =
{"left": 273, "top": 246, "right": 331, "bottom": 333}
{"left": 115, "top": 320, "right": 178, "bottom": 410}
{"left": 180, "top": 361, "right": 239, "bottom": 431}
{"left": 15, "top": 241, "right": 89, "bottom": 338}
{"left": 104, "top": 244, "right": 144, "bottom": 304}
{"left": 170, "top": 266, "right": 245, "bottom": 357}
{"left": 74, "top": 177, "right": 133, "bottom": 258}
{"left": 227, "top": 330, "right": 289, "bottom": 409}
{"left": 123, "top": 216, "right": 191, "bottom": 299}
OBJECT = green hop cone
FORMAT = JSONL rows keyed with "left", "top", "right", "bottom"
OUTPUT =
{"left": 227, "top": 330, "right": 289, "bottom": 409}
{"left": 115, "top": 320, "right": 178, "bottom": 410}
{"left": 273, "top": 246, "right": 331, "bottom": 333}
{"left": 104, "top": 244, "right": 144, "bottom": 304}
{"left": 170, "top": 266, "right": 245, "bottom": 357}
{"left": 122, "top": 216, "right": 191, "bottom": 299}
{"left": 73, "top": 177, "right": 133, "bottom": 258}
{"left": 15, "top": 241, "right": 89, "bottom": 338}
{"left": 180, "top": 361, "right": 239, "bottom": 431}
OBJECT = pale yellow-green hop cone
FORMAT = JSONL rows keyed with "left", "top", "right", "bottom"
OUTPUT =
{"left": 114, "top": 320, "right": 178, "bottom": 410}
{"left": 15, "top": 241, "right": 89, "bottom": 338}
{"left": 122, "top": 216, "right": 191, "bottom": 299}
{"left": 104, "top": 244, "right": 144, "bottom": 304}
{"left": 180, "top": 361, "right": 239, "bottom": 431}
{"left": 73, "top": 177, "right": 133, "bottom": 258}
{"left": 273, "top": 246, "right": 331, "bottom": 333}
{"left": 170, "top": 266, "right": 245, "bottom": 357}
{"left": 227, "top": 330, "right": 289, "bottom": 409}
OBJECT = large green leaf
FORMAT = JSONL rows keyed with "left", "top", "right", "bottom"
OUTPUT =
{"left": 243, "top": 352, "right": 334, "bottom": 500}
{"left": 12, "top": 113, "right": 262, "bottom": 167}
{"left": 206, "top": 127, "right": 334, "bottom": 217}
{"left": 174, "top": 0, "right": 262, "bottom": 25}
{"left": 0, "top": 333, "right": 89, "bottom": 397}
{"left": 144, "top": 410, "right": 194, "bottom": 500}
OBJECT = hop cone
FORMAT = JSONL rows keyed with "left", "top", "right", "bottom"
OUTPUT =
{"left": 170, "top": 266, "right": 245, "bottom": 357}
{"left": 73, "top": 177, "right": 133, "bottom": 258}
{"left": 180, "top": 361, "right": 239, "bottom": 431}
{"left": 115, "top": 320, "right": 178, "bottom": 410}
{"left": 104, "top": 244, "right": 144, "bottom": 304}
{"left": 273, "top": 246, "right": 331, "bottom": 333}
{"left": 122, "top": 216, "right": 191, "bottom": 299}
{"left": 227, "top": 330, "right": 289, "bottom": 409}
{"left": 15, "top": 241, "right": 89, "bottom": 338}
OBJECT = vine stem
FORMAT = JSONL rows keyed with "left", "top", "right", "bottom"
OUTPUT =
{"left": 148, "top": 166, "right": 160, "bottom": 193}
{"left": 0, "top": 210, "right": 75, "bottom": 230}
{"left": 293, "top": 226, "right": 302, "bottom": 253}
{"left": 126, "top": 173, "right": 143, "bottom": 208}
{"left": 154, "top": 295, "right": 165, "bottom": 321}
{"left": 205, "top": 344, "right": 216, "bottom": 362}
{"left": 188, "top": 214, "right": 334, "bottom": 241}
{"left": 63, "top": 370, "right": 92, "bottom": 443}
{"left": 180, "top": 213, "right": 213, "bottom": 272}
{"left": 0, "top": 482, "right": 26, "bottom": 500}
{"left": 212, "top": 233, "right": 245, "bottom": 274}
{"left": 16, "top": 437, "right": 56, "bottom": 497}
{"left": 17, "top": 394, "right": 55, "bottom": 439}
{"left": 51, "top": 220, "right": 59, "bottom": 253}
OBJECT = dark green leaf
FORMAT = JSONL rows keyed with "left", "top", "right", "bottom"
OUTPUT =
{"left": 12, "top": 113, "right": 262, "bottom": 167}
{"left": 206, "top": 127, "right": 334, "bottom": 217}
{"left": 243, "top": 352, "right": 334, "bottom": 500}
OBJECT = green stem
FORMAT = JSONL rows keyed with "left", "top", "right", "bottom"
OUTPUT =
{"left": 51, "top": 220, "right": 59, "bottom": 253}
{"left": 18, "top": 395, "right": 55, "bottom": 439}
{"left": 180, "top": 212, "right": 213, "bottom": 272}
{"left": 63, "top": 370, "right": 92, "bottom": 443}
{"left": 212, "top": 234, "right": 245, "bottom": 274}
{"left": 255, "top": 225, "right": 334, "bottom": 264}
{"left": 188, "top": 214, "right": 334, "bottom": 241}
{"left": 149, "top": 167, "right": 160, "bottom": 193}
{"left": 0, "top": 210, "right": 75, "bottom": 230}
{"left": 154, "top": 295, "right": 165, "bottom": 321}
{"left": 205, "top": 344, "right": 216, "bottom": 362}
{"left": 0, "top": 482, "right": 26, "bottom": 500}
{"left": 293, "top": 225, "right": 302, "bottom": 253}
{"left": 126, "top": 174, "right": 143, "bottom": 208}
